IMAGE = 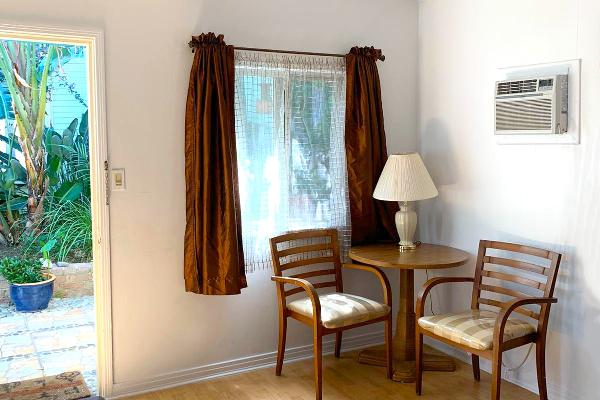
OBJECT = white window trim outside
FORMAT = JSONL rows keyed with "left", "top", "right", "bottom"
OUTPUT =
{"left": 0, "top": 23, "right": 113, "bottom": 397}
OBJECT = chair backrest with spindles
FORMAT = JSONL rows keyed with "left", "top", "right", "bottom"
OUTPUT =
{"left": 471, "top": 240, "right": 561, "bottom": 330}
{"left": 270, "top": 229, "right": 343, "bottom": 298}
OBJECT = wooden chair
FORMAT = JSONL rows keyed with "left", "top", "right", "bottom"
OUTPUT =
{"left": 415, "top": 240, "right": 561, "bottom": 400}
{"left": 270, "top": 229, "right": 393, "bottom": 400}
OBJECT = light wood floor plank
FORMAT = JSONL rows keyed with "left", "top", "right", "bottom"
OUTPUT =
{"left": 125, "top": 349, "right": 538, "bottom": 400}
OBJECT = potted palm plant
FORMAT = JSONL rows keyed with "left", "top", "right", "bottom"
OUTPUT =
{"left": 0, "top": 255, "right": 55, "bottom": 312}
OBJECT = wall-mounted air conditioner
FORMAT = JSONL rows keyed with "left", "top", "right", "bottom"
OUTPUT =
{"left": 494, "top": 75, "right": 568, "bottom": 135}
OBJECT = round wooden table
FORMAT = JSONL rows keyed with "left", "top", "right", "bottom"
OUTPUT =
{"left": 349, "top": 243, "right": 469, "bottom": 383}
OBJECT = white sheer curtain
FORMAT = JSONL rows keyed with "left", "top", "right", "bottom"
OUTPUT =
{"left": 234, "top": 50, "right": 350, "bottom": 272}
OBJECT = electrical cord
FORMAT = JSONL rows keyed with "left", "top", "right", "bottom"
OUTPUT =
{"left": 424, "top": 269, "right": 435, "bottom": 315}
{"left": 502, "top": 343, "right": 534, "bottom": 372}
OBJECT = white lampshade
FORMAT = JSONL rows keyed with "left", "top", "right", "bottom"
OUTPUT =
{"left": 373, "top": 153, "right": 438, "bottom": 202}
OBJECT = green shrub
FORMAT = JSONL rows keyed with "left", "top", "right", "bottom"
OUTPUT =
{"left": 23, "top": 198, "right": 92, "bottom": 262}
{"left": 20, "top": 113, "right": 92, "bottom": 262}
{"left": 0, "top": 257, "right": 44, "bottom": 284}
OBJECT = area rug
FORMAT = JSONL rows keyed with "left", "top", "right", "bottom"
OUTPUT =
{"left": 0, "top": 371, "right": 90, "bottom": 400}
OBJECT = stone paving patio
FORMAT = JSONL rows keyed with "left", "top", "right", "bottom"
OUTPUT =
{"left": 0, "top": 296, "right": 97, "bottom": 394}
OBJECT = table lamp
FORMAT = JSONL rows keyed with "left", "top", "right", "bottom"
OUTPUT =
{"left": 373, "top": 153, "right": 438, "bottom": 251}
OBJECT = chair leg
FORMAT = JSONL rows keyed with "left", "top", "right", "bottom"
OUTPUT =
{"left": 334, "top": 332, "right": 342, "bottom": 358}
{"left": 472, "top": 354, "right": 481, "bottom": 381}
{"left": 275, "top": 315, "right": 287, "bottom": 376}
{"left": 313, "top": 332, "right": 323, "bottom": 400}
{"left": 491, "top": 349, "right": 503, "bottom": 400}
{"left": 385, "top": 316, "right": 393, "bottom": 379}
{"left": 536, "top": 342, "right": 548, "bottom": 400}
{"left": 415, "top": 329, "right": 424, "bottom": 395}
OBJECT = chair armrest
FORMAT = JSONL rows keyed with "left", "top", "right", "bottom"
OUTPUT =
{"left": 271, "top": 276, "right": 322, "bottom": 324}
{"left": 416, "top": 277, "right": 475, "bottom": 318}
{"left": 493, "top": 297, "right": 557, "bottom": 345}
{"left": 342, "top": 263, "right": 392, "bottom": 307}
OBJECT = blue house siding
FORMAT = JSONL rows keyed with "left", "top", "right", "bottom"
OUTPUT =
{"left": 47, "top": 52, "right": 89, "bottom": 132}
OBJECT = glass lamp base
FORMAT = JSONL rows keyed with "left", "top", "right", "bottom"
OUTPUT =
{"left": 395, "top": 202, "right": 418, "bottom": 252}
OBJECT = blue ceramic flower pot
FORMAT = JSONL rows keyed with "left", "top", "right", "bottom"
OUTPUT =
{"left": 9, "top": 274, "right": 55, "bottom": 312}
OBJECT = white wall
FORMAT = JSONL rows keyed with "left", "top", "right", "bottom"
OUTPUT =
{"left": 2, "top": 0, "right": 418, "bottom": 395}
{"left": 418, "top": 0, "right": 600, "bottom": 398}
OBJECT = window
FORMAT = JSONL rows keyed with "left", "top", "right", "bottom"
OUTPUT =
{"left": 234, "top": 51, "right": 350, "bottom": 270}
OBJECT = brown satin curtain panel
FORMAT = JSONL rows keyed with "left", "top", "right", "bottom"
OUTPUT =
{"left": 184, "top": 33, "right": 247, "bottom": 295}
{"left": 345, "top": 46, "right": 399, "bottom": 244}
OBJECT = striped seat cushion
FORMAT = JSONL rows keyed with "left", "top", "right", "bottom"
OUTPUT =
{"left": 418, "top": 310, "right": 536, "bottom": 350}
{"left": 287, "top": 292, "right": 390, "bottom": 329}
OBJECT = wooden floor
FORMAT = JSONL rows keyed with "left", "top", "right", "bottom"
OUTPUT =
{"left": 126, "top": 349, "right": 538, "bottom": 400}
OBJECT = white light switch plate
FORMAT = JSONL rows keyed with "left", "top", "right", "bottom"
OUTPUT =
{"left": 111, "top": 169, "right": 126, "bottom": 191}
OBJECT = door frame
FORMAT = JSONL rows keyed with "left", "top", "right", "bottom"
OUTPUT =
{"left": 0, "top": 23, "right": 113, "bottom": 396}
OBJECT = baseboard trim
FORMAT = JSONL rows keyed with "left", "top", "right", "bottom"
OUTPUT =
{"left": 110, "top": 331, "right": 383, "bottom": 399}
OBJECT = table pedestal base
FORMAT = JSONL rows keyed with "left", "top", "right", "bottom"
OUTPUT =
{"left": 349, "top": 244, "right": 469, "bottom": 383}
{"left": 356, "top": 269, "right": 455, "bottom": 383}
{"left": 357, "top": 347, "right": 455, "bottom": 383}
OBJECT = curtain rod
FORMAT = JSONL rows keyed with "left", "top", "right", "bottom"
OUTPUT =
{"left": 188, "top": 41, "right": 385, "bottom": 61}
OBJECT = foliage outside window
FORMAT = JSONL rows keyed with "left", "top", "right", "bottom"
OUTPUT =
{"left": 0, "top": 39, "right": 92, "bottom": 262}
{"left": 234, "top": 51, "right": 350, "bottom": 271}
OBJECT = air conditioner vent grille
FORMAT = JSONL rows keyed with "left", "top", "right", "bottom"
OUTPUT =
{"left": 496, "top": 79, "right": 538, "bottom": 95}
{"left": 496, "top": 98, "right": 553, "bottom": 131}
